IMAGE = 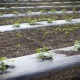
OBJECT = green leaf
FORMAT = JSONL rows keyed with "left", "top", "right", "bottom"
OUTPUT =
{"left": 0, "top": 57, "right": 7, "bottom": 61}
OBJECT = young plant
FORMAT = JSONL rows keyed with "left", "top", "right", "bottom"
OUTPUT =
{"left": 47, "top": 18, "right": 53, "bottom": 23}
{"left": 72, "top": 8, "right": 76, "bottom": 13}
{"left": 27, "top": 10, "right": 33, "bottom": 13}
{"left": 54, "top": 27, "right": 62, "bottom": 32}
{"left": 40, "top": 10, "right": 46, "bottom": 13}
{"left": 16, "top": 33, "right": 21, "bottom": 37}
{"left": 17, "top": 44, "right": 21, "bottom": 47}
{"left": 13, "top": 22, "right": 21, "bottom": 28}
{"left": 0, "top": 57, "right": 8, "bottom": 72}
{"left": 12, "top": 11, "right": 19, "bottom": 15}
{"left": 66, "top": 17, "right": 73, "bottom": 22}
{"left": 36, "top": 46, "right": 53, "bottom": 60}
{"left": 51, "top": 9, "right": 56, "bottom": 12}
{"left": 74, "top": 40, "right": 80, "bottom": 51}
{"left": 0, "top": 57, "right": 14, "bottom": 73}
{"left": 0, "top": 12, "right": 3, "bottom": 15}
{"left": 61, "top": 9, "right": 66, "bottom": 12}
{"left": 29, "top": 20, "right": 37, "bottom": 25}
{"left": 65, "top": 31, "right": 69, "bottom": 35}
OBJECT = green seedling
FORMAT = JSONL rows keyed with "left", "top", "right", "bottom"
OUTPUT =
{"left": 17, "top": 44, "right": 21, "bottom": 47}
{"left": 54, "top": 27, "right": 62, "bottom": 31}
{"left": 0, "top": 57, "right": 8, "bottom": 72}
{"left": 74, "top": 40, "right": 80, "bottom": 51}
{"left": 36, "top": 46, "right": 53, "bottom": 60}
{"left": 61, "top": 9, "right": 66, "bottom": 12}
{"left": 72, "top": 8, "right": 76, "bottom": 13}
{"left": 29, "top": 20, "right": 37, "bottom": 25}
{"left": 0, "top": 12, "right": 3, "bottom": 15}
{"left": 16, "top": 33, "right": 21, "bottom": 37}
{"left": 0, "top": 57, "right": 14, "bottom": 72}
{"left": 27, "top": 10, "right": 33, "bottom": 13}
{"left": 13, "top": 22, "right": 21, "bottom": 28}
{"left": 51, "top": 9, "right": 56, "bottom": 12}
{"left": 47, "top": 18, "right": 53, "bottom": 23}
{"left": 66, "top": 17, "right": 73, "bottom": 22}
{"left": 40, "top": 10, "right": 46, "bottom": 13}
{"left": 65, "top": 31, "right": 69, "bottom": 35}
{"left": 1, "top": 49, "right": 5, "bottom": 53}
{"left": 12, "top": 11, "right": 19, "bottom": 15}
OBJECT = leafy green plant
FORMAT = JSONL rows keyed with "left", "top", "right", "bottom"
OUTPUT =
{"left": 27, "top": 10, "right": 33, "bottom": 13}
{"left": 13, "top": 22, "right": 21, "bottom": 28}
{"left": 0, "top": 12, "right": 3, "bottom": 15}
{"left": 66, "top": 17, "right": 73, "bottom": 22}
{"left": 29, "top": 20, "right": 37, "bottom": 25}
{"left": 51, "top": 9, "right": 56, "bottom": 12}
{"left": 36, "top": 46, "right": 53, "bottom": 60}
{"left": 1, "top": 49, "right": 5, "bottom": 53}
{"left": 54, "top": 25, "right": 80, "bottom": 35}
{"left": 61, "top": 9, "right": 66, "bottom": 12}
{"left": 72, "top": 8, "right": 76, "bottom": 13}
{"left": 74, "top": 40, "right": 80, "bottom": 51}
{"left": 47, "top": 18, "right": 53, "bottom": 23}
{"left": 40, "top": 10, "right": 46, "bottom": 13}
{"left": 65, "top": 31, "right": 69, "bottom": 35}
{"left": 12, "top": 11, "right": 19, "bottom": 15}
{"left": 16, "top": 33, "right": 21, "bottom": 37}
{"left": 17, "top": 44, "right": 21, "bottom": 47}
{"left": 44, "top": 31, "right": 52, "bottom": 35}
{"left": 0, "top": 57, "right": 8, "bottom": 72}
{"left": 54, "top": 27, "right": 62, "bottom": 31}
{"left": 0, "top": 58, "right": 14, "bottom": 73}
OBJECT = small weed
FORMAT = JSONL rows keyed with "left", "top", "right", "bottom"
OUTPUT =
{"left": 44, "top": 31, "right": 52, "bottom": 35}
{"left": 54, "top": 25, "right": 79, "bottom": 34}
{"left": 29, "top": 20, "right": 37, "bottom": 25}
{"left": 17, "top": 44, "right": 21, "bottom": 47}
{"left": 65, "top": 31, "right": 69, "bottom": 35}
{"left": 54, "top": 27, "right": 62, "bottom": 32}
{"left": 16, "top": 33, "right": 21, "bottom": 37}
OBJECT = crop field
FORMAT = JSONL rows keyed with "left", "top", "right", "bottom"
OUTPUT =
{"left": 0, "top": 0, "right": 80, "bottom": 80}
